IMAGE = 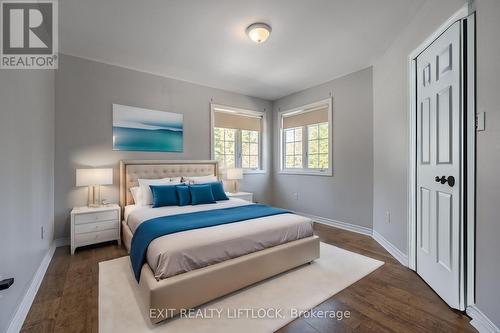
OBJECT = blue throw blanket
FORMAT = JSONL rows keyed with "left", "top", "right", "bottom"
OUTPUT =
{"left": 130, "top": 204, "right": 290, "bottom": 282}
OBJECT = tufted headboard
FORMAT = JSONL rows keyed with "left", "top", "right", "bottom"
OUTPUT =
{"left": 119, "top": 160, "right": 219, "bottom": 209}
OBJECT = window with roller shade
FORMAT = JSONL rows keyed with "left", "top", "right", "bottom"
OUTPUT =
{"left": 279, "top": 98, "right": 332, "bottom": 175}
{"left": 211, "top": 105, "right": 264, "bottom": 171}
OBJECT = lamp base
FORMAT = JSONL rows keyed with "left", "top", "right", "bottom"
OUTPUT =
{"left": 87, "top": 185, "right": 101, "bottom": 207}
{"left": 232, "top": 180, "right": 239, "bottom": 193}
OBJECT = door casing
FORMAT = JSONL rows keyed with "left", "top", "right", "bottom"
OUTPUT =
{"left": 407, "top": 3, "right": 476, "bottom": 310}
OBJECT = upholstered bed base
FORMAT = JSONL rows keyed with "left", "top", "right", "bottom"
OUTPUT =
{"left": 119, "top": 160, "right": 320, "bottom": 324}
{"left": 122, "top": 220, "right": 133, "bottom": 253}
{"left": 122, "top": 222, "right": 319, "bottom": 323}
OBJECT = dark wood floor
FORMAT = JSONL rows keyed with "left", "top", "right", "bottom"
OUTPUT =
{"left": 21, "top": 223, "right": 475, "bottom": 333}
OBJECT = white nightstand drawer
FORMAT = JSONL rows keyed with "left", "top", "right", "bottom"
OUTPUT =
{"left": 70, "top": 204, "right": 121, "bottom": 255}
{"left": 75, "top": 228, "right": 118, "bottom": 246}
{"left": 74, "top": 210, "right": 118, "bottom": 224}
{"left": 75, "top": 220, "right": 118, "bottom": 234}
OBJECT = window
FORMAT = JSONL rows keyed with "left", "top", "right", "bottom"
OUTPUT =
{"left": 214, "top": 127, "right": 236, "bottom": 168}
{"left": 211, "top": 104, "right": 265, "bottom": 172}
{"left": 284, "top": 127, "right": 303, "bottom": 168}
{"left": 241, "top": 130, "right": 259, "bottom": 169}
{"left": 279, "top": 98, "right": 332, "bottom": 175}
{"left": 307, "top": 123, "right": 329, "bottom": 169}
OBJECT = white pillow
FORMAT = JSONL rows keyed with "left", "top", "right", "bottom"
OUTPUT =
{"left": 138, "top": 178, "right": 181, "bottom": 206}
{"left": 130, "top": 186, "right": 141, "bottom": 205}
{"left": 183, "top": 175, "right": 218, "bottom": 184}
{"left": 170, "top": 177, "right": 182, "bottom": 183}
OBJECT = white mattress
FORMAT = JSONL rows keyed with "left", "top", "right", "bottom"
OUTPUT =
{"left": 125, "top": 199, "right": 314, "bottom": 280}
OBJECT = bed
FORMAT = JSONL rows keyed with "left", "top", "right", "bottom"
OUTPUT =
{"left": 119, "top": 160, "right": 320, "bottom": 323}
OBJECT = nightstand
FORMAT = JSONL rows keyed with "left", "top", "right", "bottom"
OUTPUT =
{"left": 226, "top": 191, "right": 254, "bottom": 202}
{"left": 70, "top": 204, "right": 121, "bottom": 255}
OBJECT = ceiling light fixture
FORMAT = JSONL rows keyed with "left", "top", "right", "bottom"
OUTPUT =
{"left": 246, "top": 23, "right": 272, "bottom": 44}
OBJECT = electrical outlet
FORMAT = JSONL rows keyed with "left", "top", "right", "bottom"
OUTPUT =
{"left": 293, "top": 192, "right": 299, "bottom": 201}
{"left": 385, "top": 211, "right": 391, "bottom": 224}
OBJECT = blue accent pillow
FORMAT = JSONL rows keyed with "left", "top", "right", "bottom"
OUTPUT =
{"left": 150, "top": 185, "right": 179, "bottom": 208}
{"left": 190, "top": 184, "right": 216, "bottom": 205}
{"left": 209, "top": 182, "right": 229, "bottom": 201}
{"left": 176, "top": 185, "right": 191, "bottom": 206}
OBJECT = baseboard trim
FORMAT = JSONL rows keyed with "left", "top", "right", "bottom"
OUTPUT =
{"left": 295, "top": 211, "right": 373, "bottom": 236}
{"left": 6, "top": 242, "right": 56, "bottom": 333}
{"left": 467, "top": 305, "right": 500, "bottom": 333}
{"left": 54, "top": 237, "right": 69, "bottom": 247}
{"left": 372, "top": 230, "right": 409, "bottom": 267}
{"left": 294, "top": 211, "right": 410, "bottom": 267}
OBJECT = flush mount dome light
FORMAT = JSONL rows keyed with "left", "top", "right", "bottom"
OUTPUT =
{"left": 246, "top": 23, "right": 272, "bottom": 43}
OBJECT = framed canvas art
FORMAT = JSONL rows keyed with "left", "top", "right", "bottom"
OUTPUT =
{"left": 112, "top": 104, "right": 183, "bottom": 152}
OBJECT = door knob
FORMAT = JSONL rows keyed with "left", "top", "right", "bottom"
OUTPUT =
{"left": 435, "top": 175, "right": 455, "bottom": 187}
{"left": 0, "top": 278, "right": 14, "bottom": 291}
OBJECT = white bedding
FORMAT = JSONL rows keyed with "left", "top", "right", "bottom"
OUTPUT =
{"left": 126, "top": 198, "right": 253, "bottom": 233}
{"left": 126, "top": 198, "right": 314, "bottom": 280}
{"left": 124, "top": 204, "right": 139, "bottom": 222}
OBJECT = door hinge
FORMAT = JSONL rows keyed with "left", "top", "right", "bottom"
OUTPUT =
{"left": 476, "top": 112, "right": 485, "bottom": 131}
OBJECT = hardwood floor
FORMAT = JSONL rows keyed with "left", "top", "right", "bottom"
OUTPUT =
{"left": 21, "top": 223, "right": 476, "bottom": 333}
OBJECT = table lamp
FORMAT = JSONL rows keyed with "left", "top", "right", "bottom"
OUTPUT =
{"left": 226, "top": 168, "right": 243, "bottom": 193}
{"left": 76, "top": 168, "right": 113, "bottom": 207}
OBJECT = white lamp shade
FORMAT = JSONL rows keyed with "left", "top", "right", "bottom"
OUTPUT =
{"left": 226, "top": 168, "right": 243, "bottom": 180}
{"left": 76, "top": 168, "right": 113, "bottom": 187}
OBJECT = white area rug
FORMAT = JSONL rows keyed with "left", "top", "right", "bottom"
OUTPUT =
{"left": 99, "top": 243, "right": 383, "bottom": 333}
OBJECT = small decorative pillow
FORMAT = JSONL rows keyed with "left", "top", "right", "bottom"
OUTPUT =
{"left": 190, "top": 184, "right": 216, "bottom": 205}
{"left": 150, "top": 185, "right": 179, "bottom": 208}
{"left": 183, "top": 175, "right": 218, "bottom": 184}
{"left": 130, "top": 186, "right": 141, "bottom": 205}
{"left": 209, "top": 182, "right": 229, "bottom": 201}
{"left": 176, "top": 185, "right": 191, "bottom": 206}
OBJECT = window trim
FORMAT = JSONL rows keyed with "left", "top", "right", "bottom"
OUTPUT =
{"left": 210, "top": 103, "right": 266, "bottom": 174}
{"left": 278, "top": 97, "right": 333, "bottom": 176}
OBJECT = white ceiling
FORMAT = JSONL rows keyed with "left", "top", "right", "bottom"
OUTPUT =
{"left": 60, "top": 0, "right": 425, "bottom": 100}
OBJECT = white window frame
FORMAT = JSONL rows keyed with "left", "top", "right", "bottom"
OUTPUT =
{"left": 278, "top": 98, "right": 333, "bottom": 176}
{"left": 210, "top": 103, "right": 266, "bottom": 174}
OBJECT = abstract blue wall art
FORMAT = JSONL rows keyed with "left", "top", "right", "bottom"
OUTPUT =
{"left": 112, "top": 104, "right": 183, "bottom": 152}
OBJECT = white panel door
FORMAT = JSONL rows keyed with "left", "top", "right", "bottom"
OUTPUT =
{"left": 416, "top": 21, "right": 462, "bottom": 309}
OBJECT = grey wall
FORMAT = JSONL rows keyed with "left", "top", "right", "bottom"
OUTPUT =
{"left": 54, "top": 55, "right": 272, "bottom": 239}
{"left": 272, "top": 67, "right": 374, "bottom": 229}
{"left": 474, "top": 0, "right": 500, "bottom": 326}
{"left": 372, "top": 0, "right": 465, "bottom": 253}
{"left": 0, "top": 70, "right": 55, "bottom": 332}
